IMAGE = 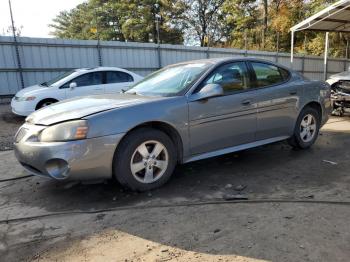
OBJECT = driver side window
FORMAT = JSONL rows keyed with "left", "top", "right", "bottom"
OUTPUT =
{"left": 198, "top": 62, "right": 250, "bottom": 94}
{"left": 61, "top": 72, "right": 102, "bottom": 88}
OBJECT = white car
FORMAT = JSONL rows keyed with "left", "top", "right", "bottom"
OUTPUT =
{"left": 11, "top": 67, "right": 143, "bottom": 116}
{"left": 326, "top": 67, "right": 350, "bottom": 116}
{"left": 326, "top": 68, "right": 350, "bottom": 86}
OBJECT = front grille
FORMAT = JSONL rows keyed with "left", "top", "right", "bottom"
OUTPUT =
{"left": 15, "top": 128, "right": 27, "bottom": 143}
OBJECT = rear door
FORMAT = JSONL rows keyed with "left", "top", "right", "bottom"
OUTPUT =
{"left": 188, "top": 61, "right": 258, "bottom": 155}
{"left": 63, "top": 72, "right": 104, "bottom": 98}
{"left": 104, "top": 71, "right": 135, "bottom": 93}
{"left": 248, "top": 61, "right": 300, "bottom": 140}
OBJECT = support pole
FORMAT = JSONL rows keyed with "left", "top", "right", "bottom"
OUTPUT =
{"left": 290, "top": 30, "right": 294, "bottom": 68}
{"left": 324, "top": 32, "right": 329, "bottom": 81}
{"left": 244, "top": 30, "right": 248, "bottom": 56}
{"left": 8, "top": 0, "right": 24, "bottom": 89}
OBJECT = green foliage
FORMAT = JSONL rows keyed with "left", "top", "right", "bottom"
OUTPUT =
{"left": 50, "top": 0, "right": 184, "bottom": 44}
{"left": 50, "top": 0, "right": 350, "bottom": 58}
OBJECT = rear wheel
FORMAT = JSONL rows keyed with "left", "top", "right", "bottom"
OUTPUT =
{"left": 113, "top": 128, "right": 177, "bottom": 191}
{"left": 288, "top": 107, "right": 320, "bottom": 149}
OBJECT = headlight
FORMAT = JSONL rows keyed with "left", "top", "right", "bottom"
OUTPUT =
{"left": 17, "top": 96, "right": 36, "bottom": 101}
{"left": 39, "top": 120, "right": 89, "bottom": 142}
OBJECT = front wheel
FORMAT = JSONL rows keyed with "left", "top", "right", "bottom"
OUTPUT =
{"left": 113, "top": 128, "right": 177, "bottom": 191}
{"left": 36, "top": 99, "right": 58, "bottom": 110}
{"left": 288, "top": 107, "right": 320, "bottom": 149}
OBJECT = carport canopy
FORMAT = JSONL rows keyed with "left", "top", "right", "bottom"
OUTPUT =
{"left": 290, "top": 0, "right": 350, "bottom": 80}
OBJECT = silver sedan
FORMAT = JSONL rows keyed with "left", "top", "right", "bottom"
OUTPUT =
{"left": 14, "top": 58, "right": 331, "bottom": 191}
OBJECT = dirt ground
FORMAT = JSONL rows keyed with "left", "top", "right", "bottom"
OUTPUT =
{"left": 0, "top": 103, "right": 350, "bottom": 262}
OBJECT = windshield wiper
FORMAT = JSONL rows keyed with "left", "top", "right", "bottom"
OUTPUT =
{"left": 40, "top": 82, "right": 48, "bottom": 87}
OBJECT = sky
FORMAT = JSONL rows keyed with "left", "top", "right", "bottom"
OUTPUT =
{"left": 0, "top": 0, "right": 86, "bottom": 38}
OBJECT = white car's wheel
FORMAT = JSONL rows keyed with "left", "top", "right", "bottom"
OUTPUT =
{"left": 36, "top": 99, "right": 58, "bottom": 110}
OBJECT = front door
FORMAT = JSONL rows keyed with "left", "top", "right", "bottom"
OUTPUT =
{"left": 188, "top": 61, "right": 257, "bottom": 155}
{"left": 65, "top": 72, "right": 104, "bottom": 98}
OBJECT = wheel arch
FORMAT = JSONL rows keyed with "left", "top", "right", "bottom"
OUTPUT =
{"left": 118, "top": 121, "right": 184, "bottom": 164}
{"left": 35, "top": 98, "right": 59, "bottom": 110}
{"left": 301, "top": 101, "right": 322, "bottom": 120}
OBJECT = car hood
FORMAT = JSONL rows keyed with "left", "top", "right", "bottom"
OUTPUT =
{"left": 15, "top": 84, "right": 47, "bottom": 97}
{"left": 26, "top": 93, "right": 166, "bottom": 126}
{"left": 329, "top": 71, "right": 350, "bottom": 81}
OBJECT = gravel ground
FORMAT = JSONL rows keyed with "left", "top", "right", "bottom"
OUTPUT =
{"left": 0, "top": 104, "right": 24, "bottom": 151}
{"left": 1, "top": 106, "right": 350, "bottom": 261}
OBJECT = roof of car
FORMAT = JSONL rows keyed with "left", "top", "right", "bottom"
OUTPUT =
{"left": 169, "top": 57, "right": 292, "bottom": 71}
{"left": 75, "top": 67, "right": 130, "bottom": 72}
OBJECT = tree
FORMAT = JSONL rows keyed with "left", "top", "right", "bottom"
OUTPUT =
{"left": 49, "top": 0, "right": 350, "bottom": 58}
{"left": 50, "top": 0, "right": 185, "bottom": 44}
{"left": 181, "top": 0, "right": 226, "bottom": 47}
{"left": 221, "top": 0, "right": 259, "bottom": 49}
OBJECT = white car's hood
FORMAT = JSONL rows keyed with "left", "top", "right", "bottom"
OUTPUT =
{"left": 329, "top": 71, "right": 350, "bottom": 81}
{"left": 15, "top": 84, "right": 47, "bottom": 97}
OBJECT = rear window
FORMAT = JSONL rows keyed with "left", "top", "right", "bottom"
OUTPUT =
{"left": 251, "top": 62, "right": 289, "bottom": 88}
{"left": 106, "top": 71, "right": 134, "bottom": 84}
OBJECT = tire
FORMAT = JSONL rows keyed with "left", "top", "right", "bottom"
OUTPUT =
{"left": 36, "top": 99, "right": 58, "bottom": 110}
{"left": 113, "top": 127, "right": 177, "bottom": 191}
{"left": 288, "top": 106, "right": 320, "bottom": 149}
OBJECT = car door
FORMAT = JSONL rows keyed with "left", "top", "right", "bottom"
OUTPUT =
{"left": 188, "top": 61, "right": 257, "bottom": 155}
{"left": 104, "top": 71, "right": 135, "bottom": 93}
{"left": 248, "top": 61, "right": 300, "bottom": 140}
{"left": 63, "top": 72, "right": 104, "bottom": 98}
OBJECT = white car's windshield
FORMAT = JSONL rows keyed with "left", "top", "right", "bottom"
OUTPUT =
{"left": 126, "top": 62, "right": 212, "bottom": 96}
{"left": 40, "top": 70, "right": 76, "bottom": 87}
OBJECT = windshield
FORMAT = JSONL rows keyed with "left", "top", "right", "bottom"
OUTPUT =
{"left": 41, "top": 70, "right": 76, "bottom": 87}
{"left": 126, "top": 62, "right": 212, "bottom": 96}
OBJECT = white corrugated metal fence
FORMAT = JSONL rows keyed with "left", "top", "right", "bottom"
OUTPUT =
{"left": 0, "top": 36, "right": 349, "bottom": 96}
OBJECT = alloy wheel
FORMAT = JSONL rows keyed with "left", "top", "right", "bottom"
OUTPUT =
{"left": 300, "top": 114, "right": 317, "bottom": 143}
{"left": 130, "top": 140, "right": 169, "bottom": 184}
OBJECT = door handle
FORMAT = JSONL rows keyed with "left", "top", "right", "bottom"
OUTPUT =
{"left": 241, "top": 99, "right": 251, "bottom": 106}
{"left": 289, "top": 90, "right": 297, "bottom": 95}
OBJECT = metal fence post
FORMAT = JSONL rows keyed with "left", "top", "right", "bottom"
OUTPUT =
{"left": 9, "top": 0, "right": 24, "bottom": 89}
{"left": 157, "top": 44, "right": 162, "bottom": 69}
{"left": 97, "top": 39, "right": 102, "bottom": 66}
{"left": 206, "top": 47, "right": 210, "bottom": 59}
{"left": 301, "top": 55, "right": 305, "bottom": 75}
{"left": 344, "top": 59, "right": 347, "bottom": 72}
{"left": 14, "top": 37, "right": 24, "bottom": 89}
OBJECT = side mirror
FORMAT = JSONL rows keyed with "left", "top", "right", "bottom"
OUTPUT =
{"left": 69, "top": 82, "right": 77, "bottom": 89}
{"left": 189, "top": 84, "right": 224, "bottom": 101}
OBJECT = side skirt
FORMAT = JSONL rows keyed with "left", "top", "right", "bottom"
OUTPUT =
{"left": 183, "top": 136, "right": 290, "bottom": 163}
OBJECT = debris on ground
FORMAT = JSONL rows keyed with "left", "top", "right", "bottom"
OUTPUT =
{"left": 234, "top": 184, "right": 247, "bottom": 191}
{"left": 63, "top": 181, "right": 79, "bottom": 189}
{"left": 224, "top": 183, "right": 232, "bottom": 189}
{"left": 322, "top": 160, "right": 338, "bottom": 165}
{"left": 223, "top": 193, "right": 248, "bottom": 201}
